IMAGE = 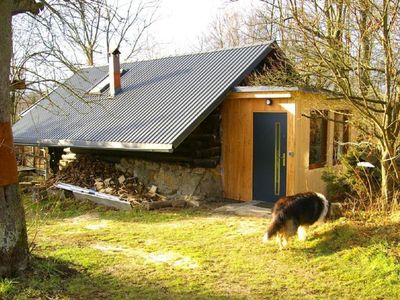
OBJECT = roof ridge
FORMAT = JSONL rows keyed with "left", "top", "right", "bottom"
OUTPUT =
{"left": 79, "top": 41, "right": 275, "bottom": 70}
{"left": 126, "top": 41, "right": 275, "bottom": 63}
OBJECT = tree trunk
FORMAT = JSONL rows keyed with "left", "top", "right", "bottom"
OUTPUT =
{"left": 0, "top": 186, "right": 29, "bottom": 277}
{"left": 86, "top": 47, "right": 94, "bottom": 66}
{"left": 380, "top": 151, "right": 396, "bottom": 210}
{"left": 0, "top": 0, "right": 29, "bottom": 277}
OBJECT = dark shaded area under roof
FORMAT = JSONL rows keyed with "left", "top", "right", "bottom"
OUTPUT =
{"left": 13, "top": 42, "right": 276, "bottom": 152}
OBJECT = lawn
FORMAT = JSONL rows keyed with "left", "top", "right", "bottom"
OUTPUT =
{"left": 1, "top": 196, "right": 400, "bottom": 299}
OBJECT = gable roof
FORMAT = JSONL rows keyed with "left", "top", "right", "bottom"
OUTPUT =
{"left": 13, "top": 42, "right": 276, "bottom": 152}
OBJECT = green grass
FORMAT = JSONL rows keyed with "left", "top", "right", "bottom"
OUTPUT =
{"left": 1, "top": 196, "right": 400, "bottom": 299}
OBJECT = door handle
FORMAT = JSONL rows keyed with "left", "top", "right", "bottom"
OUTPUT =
{"left": 274, "top": 122, "right": 281, "bottom": 195}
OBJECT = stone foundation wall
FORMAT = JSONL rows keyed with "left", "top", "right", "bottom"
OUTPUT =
{"left": 115, "top": 158, "right": 223, "bottom": 201}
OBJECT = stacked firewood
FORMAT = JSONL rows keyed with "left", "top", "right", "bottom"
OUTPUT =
{"left": 47, "top": 155, "right": 164, "bottom": 205}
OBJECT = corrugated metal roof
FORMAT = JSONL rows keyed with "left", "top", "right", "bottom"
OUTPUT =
{"left": 13, "top": 42, "right": 275, "bottom": 152}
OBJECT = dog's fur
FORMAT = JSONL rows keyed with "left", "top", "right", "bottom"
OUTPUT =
{"left": 262, "top": 192, "right": 330, "bottom": 249}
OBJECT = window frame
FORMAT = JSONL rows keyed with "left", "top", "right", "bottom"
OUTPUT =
{"left": 87, "top": 69, "right": 128, "bottom": 95}
{"left": 308, "top": 110, "right": 328, "bottom": 170}
{"left": 332, "top": 110, "right": 350, "bottom": 165}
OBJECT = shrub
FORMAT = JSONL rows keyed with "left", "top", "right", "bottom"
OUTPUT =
{"left": 322, "top": 144, "right": 381, "bottom": 209}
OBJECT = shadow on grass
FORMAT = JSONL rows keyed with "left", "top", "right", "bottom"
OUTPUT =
{"left": 305, "top": 221, "right": 400, "bottom": 257}
{"left": 24, "top": 195, "right": 216, "bottom": 225}
{"left": 24, "top": 194, "right": 251, "bottom": 227}
{"left": 1, "top": 255, "right": 234, "bottom": 300}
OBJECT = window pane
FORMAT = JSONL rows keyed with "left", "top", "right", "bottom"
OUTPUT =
{"left": 333, "top": 111, "right": 350, "bottom": 164}
{"left": 309, "top": 110, "right": 328, "bottom": 168}
{"left": 88, "top": 76, "right": 110, "bottom": 94}
{"left": 88, "top": 69, "right": 127, "bottom": 94}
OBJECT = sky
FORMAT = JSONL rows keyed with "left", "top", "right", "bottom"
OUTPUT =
{"left": 146, "top": 0, "right": 262, "bottom": 56}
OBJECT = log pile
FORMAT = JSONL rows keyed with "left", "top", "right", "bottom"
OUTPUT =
{"left": 47, "top": 155, "right": 165, "bottom": 205}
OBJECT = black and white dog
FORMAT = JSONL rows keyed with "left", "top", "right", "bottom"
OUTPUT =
{"left": 262, "top": 192, "right": 331, "bottom": 249}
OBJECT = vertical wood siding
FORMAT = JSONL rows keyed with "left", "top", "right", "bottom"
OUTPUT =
{"left": 221, "top": 94, "right": 295, "bottom": 201}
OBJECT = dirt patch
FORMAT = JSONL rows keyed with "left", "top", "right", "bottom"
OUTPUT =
{"left": 91, "top": 243, "right": 198, "bottom": 269}
{"left": 85, "top": 222, "right": 108, "bottom": 230}
{"left": 68, "top": 213, "right": 100, "bottom": 223}
{"left": 236, "top": 221, "right": 263, "bottom": 235}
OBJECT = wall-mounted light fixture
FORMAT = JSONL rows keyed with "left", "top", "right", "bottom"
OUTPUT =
{"left": 265, "top": 98, "right": 273, "bottom": 105}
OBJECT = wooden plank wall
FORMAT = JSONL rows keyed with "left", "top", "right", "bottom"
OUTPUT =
{"left": 15, "top": 146, "right": 48, "bottom": 170}
{"left": 293, "top": 92, "right": 355, "bottom": 194}
{"left": 221, "top": 95, "right": 295, "bottom": 201}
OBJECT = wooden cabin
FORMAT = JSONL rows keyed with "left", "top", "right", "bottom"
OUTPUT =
{"left": 13, "top": 43, "right": 352, "bottom": 203}
{"left": 223, "top": 87, "right": 352, "bottom": 202}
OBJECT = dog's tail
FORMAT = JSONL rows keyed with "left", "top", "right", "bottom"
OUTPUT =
{"left": 262, "top": 211, "right": 286, "bottom": 243}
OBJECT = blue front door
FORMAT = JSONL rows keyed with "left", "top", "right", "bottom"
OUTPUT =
{"left": 253, "top": 112, "right": 287, "bottom": 202}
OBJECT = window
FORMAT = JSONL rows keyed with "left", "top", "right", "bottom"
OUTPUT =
{"left": 88, "top": 69, "right": 127, "bottom": 94}
{"left": 309, "top": 110, "right": 328, "bottom": 169}
{"left": 88, "top": 76, "right": 110, "bottom": 94}
{"left": 333, "top": 111, "right": 350, "bottom": 164}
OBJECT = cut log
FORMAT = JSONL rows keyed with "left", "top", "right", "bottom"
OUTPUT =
{"left": 194, "top": 147, "right": 221, "bottom": 158}
{"left": 179, "top": 139, "right": 221, "bottom": 149}
{"left": 174, "top": 146, "right": 221, "bottom": 158}
{"left": 148, "top": 185, "right": 158, "bottom": 195}
{"left": 144, "top": 200, "right": 173, "bottom": 210}
{"left": 183, "top": 196, "right": 201, "bottom": 207}
{"left": 144, "top": 199, "right": 188, "bottom": 210}
{"left": 186, "top": 134, "right": 218, "bottom": 143}
{"left": 171, "top": 199, "right": 187, "bottom": 208}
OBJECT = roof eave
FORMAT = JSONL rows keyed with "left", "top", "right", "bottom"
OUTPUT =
{"left": 232, "top": 86, "right": 300, "bottom": 93}
{"left": 13, "top": 138, "right": 174, "bottom": 153}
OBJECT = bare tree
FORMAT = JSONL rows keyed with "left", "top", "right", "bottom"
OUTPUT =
{"left": 51, "top": 0, "right": 104, "bottom": 66}
{"left": 10, "top": 20, "right": 48, "bottom": 123}
{"left": 197, "top": 9, "right": 270, "bottom": 51}
{"left": 103, "top": 0, "right": 159, "bottom": 61}
{"left": 41, "top": 0, "right": 159, "bottom": 66}
{"left": 257, "top": 0, "right": 400, "bottom": 208}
